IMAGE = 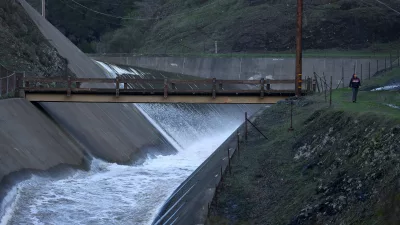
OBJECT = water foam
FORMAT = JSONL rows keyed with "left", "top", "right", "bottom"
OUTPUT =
{"left": 1, "top": 61, "right": 259, "bottom": 224}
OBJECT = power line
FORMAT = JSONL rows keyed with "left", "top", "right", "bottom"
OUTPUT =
{"left": 374, "top": 0, "right": 400, "bottom": 15}
{"left": 67, "top": 0, "right": 220, "bottom": 20}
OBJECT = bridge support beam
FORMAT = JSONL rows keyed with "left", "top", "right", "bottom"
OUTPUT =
{"left": 24, "top": 93, "right": 288, "bottom": 104}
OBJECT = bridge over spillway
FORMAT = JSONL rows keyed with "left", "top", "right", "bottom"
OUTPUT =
{"left": 15, "top": 76, "right": 312, "bottom": 104}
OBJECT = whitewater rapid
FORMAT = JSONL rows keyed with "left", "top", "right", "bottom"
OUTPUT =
{"left": 1, "top": 61, "right": 259, "bottom": 224}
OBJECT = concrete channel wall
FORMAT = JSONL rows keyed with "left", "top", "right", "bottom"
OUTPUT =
{"left": 0, "top": 99, "right": 85, "bottom": 184}
{"left": 152, "top": 107, "right": 267, "bottom": 225}
{"left": 92, "top": 55, "right": 391, "bottom": 90}
{"left": 17, "top": 0, "right": 177, "bottom": 163}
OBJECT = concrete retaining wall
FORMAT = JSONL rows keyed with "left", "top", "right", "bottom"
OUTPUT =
{"left": 18, "top": 0, "right": 177, "bottom": 163}
{"left": 92, "top": 55, "right": 391, "bottom": 89}
{"left": 0, "top": 99, "right": 85, "bottom": 183}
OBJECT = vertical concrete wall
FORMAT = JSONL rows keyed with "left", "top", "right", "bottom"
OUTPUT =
{"left": 92, "top": 56, "right": 389, "bottom": 89}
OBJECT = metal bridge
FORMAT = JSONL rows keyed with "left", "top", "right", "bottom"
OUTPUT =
{"left": 16, "top": 76, "right": 311, "bottom": 104}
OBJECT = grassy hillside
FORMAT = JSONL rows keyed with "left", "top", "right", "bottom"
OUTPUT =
{"left": 95, "top": 0, "right": 400, "bottom": 54}
{"left": 207, "top": 68, "right": 400, "bottom": 224}
{"left": 24, "top": 0, "right": 400, "bottom": 54}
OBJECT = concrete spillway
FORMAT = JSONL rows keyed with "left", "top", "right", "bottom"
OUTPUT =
{"left": 0, "top": 62, "right": 261, "bottom": 224}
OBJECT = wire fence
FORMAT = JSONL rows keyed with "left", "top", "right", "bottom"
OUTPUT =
{"left": 152, "top": 110, "right": 271, "bottom": 224}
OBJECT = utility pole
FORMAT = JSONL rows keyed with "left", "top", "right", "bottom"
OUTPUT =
{"left": 295, "top": 0, "right": 303, "bottom": 96}
{"left": 42, "top": 0, "right": 45, "bottom": 18}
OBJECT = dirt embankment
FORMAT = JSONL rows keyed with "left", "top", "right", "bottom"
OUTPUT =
{"left": 208, "top": 96, "right": 400, "bottom": 225}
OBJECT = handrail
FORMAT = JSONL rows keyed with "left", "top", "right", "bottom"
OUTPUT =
{"left": 21, "top": 76, "right": 295, "bottom": 85}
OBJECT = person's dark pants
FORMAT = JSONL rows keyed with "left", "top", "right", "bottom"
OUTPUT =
{"left": 352, "top": 87, "right": 359, "bottom": 102}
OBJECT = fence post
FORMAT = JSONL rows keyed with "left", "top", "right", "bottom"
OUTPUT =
{"left": 212, "top": 78, "right": 216, "bottom": 99}
{"left": 312, "top": 78, "right": 316, "bottom": 92}
{"left": 385, "top": 58, "right": 387, "bottom": 75}
{"left": 245, "top": 112, "right": 248, "bottom": 141}
{"left": 341, "top": 64, "right": 344, "bottom": 88}
{"left": 164, "top": 78, "right": 168, "bottom": 98}
{"left": 6, "top": 75, "right": 9, "bottom": 95}
{"left": 368, "top": 61, "right": 371, "bottom": 80}
{"left": 390, "top": 52, "right": 393, "bottom": 69}
{"left": 330, "top": 76, "right": 332, "bottom": 107}
{"left": 227, "top": 148, "right": 231, "bottom": 175}
{"left": 237, "top": 131, "right": 240, "bottom": 158}
{"left": 360, "top": 64, "right": 363, "bottom": 81}
{"left": 288, "top": 100, "right": 294, "bottom": 131}
{"left": 67, "top": 76, "right": 71, "bottom": 96}
{"left": 115, "top": 76, "right": 120, "bottom": 97}
{"left": 260, "top": 78, "right": 265, "bottom": 98}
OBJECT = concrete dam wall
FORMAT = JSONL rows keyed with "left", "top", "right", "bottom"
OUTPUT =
{"left": 92, "top": 55, "right": 389, "bottom": 88}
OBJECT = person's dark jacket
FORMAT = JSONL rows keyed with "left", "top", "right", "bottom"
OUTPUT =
{"left": 349, "top": 77, "right": 361, "bottom": 88}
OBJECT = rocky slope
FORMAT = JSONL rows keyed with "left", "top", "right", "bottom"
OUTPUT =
{"left": 0, "top": 0, "right": 67, "bottom": 76}
{"left": 208, "top": 86, "right": 400, "bottom": 224}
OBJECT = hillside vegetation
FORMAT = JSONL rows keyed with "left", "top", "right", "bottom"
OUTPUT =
{"left": 0, "top": 0, "right": 67, "bottom": 76}
{"left": 208, "top": 69, "right": 400, "bottom": 224}
{"left": 28, "top": 0, "right": 400, "bottom": 54}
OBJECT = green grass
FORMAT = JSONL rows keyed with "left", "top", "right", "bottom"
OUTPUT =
{"left": 208, "top": 66, "right": 400, "bottom": 225}
{"left": 321, "top": 68, "right": 400, "bottom": 120}
{"left": 104, "top": 49, "right": 400, "bottom": 59}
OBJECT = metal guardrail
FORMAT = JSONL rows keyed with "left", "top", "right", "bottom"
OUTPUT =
{"left": 18, "top": 76, "right": 307, "bottom": 99}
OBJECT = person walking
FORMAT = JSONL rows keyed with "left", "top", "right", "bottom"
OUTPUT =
{"left": 349, "top": 73, "right": 361, "bottom": 103}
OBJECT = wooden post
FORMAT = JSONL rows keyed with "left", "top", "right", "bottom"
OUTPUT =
{"left": 260, "top": 78, "right": 265, "bottom": 98}
{"left": 212, "top": 78, "right": 216, "bottom": 99}
{"left": 237, "top": 131, "right": 240, "bottom": 158}
{"left": 329, "top": 76, "right": 332, "bottom": 107}
{"left": 295, "top": 0, "right": 303, "bottom": 96}
{"left": 341, "top": 64, "right": 344, "bottom": 88}
{"left": 67, "top": 76, "right": 71, "bottom": 97}
{"left": 164, "top": 78, "right": 168, "bottom": 98}
{"left": 115, "top": 76, "right": 120, "bottom": 97}
{"left": 312, "top": 78, "right": 316, "bottom": 92}
{"left": 266, "top": 79, "right": 271, "bottom": 91}
{"left": 288, "top": 100, "right": 294, "bottom": 131}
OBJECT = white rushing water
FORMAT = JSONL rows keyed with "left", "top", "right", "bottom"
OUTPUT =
{"left": 1, "top": 105, "right": 247, "bottom": 225}
{"left": 371, "top": 84, "right": 400, "bottom": 91}
{"left": 1, "top": 61, "right": 259, "bottom": 225}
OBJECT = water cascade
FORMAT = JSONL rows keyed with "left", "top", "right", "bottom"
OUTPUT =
{"left": 0, "top": 62, "right": 261, "bottom": 225}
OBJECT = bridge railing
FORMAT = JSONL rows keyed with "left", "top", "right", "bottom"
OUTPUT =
{"left": 18, "top": 76, "right": 313, "bottom": 98}
{"left": 0, "top": 65, "right": 21, "bottom": 99}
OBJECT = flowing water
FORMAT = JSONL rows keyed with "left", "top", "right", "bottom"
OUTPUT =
{"left": 0, "top": 62, "right": 261, "bottom": 224}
